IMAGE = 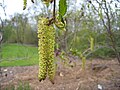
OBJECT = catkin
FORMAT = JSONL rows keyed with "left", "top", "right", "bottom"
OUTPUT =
{"left": 42, "top": 0, "right": 53, "bottom": 6}
{"left": 38, "top": 17, "right": 55, "bottom": 82}
{"left": 90, "top": 37, "right": 94, "bottom": 51}
{"left": 23, "top": 0, "right": 27, "bottom": 10}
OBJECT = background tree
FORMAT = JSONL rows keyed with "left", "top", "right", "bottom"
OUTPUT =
{"left": 88, "top": 0, "right": 120, "bottom": 63}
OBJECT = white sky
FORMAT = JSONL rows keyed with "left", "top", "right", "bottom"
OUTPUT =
{"left": 0, "top": 0, "right": 82, "bottom": 19}
{"left": 0, "top": 0, "right": 33, "bottom": 19}
{"left": 1, "top": 0, "right": 118, "bottom": 20}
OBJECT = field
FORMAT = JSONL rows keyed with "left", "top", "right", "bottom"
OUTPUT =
{"left": 0, "top": 44, "right": 39, "bottom": 67}
{"left": 0, "top": 44, "right": 120, "bottom": 90}
{"left": 1, "top": 59, "right": 120, "bottom": 90}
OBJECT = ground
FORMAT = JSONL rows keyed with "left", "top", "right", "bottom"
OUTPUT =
{"left": 0, "top": 59, "right": 120, "bottom": 90}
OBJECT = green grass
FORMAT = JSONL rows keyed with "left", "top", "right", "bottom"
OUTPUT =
{"left": 0, "top": 43, "right": 39, "bottom": 67}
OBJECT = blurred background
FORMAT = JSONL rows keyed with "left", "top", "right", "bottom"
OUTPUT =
{"left": 0, "top": 0, "right": 120, "bottom": 66}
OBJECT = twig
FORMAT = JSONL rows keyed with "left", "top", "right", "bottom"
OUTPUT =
{"left": 53, "top": 0, "right": 56, "bottom": 22}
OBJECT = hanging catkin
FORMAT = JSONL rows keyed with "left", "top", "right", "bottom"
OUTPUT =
{"left": 23, "top": 0, "right": 27, "bottom": 10}
{"left": 38, "top": 17, "right": 55, "bottom": 83}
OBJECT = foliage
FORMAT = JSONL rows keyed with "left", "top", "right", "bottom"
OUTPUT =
{"left": 58, "top": 0, "right": 120, "bottom": 59}
{"left": 2, "top": 14, "right": 37, "bottom": 45}
{"left": 59, "top": 0, "right": 67, "bottom": 22}
{"left": 59, "top": 0, "right": 67, "bottom": 17}
{"left": 89, "top": 0, "right": 120, "bottom": 63}
{"left": 0, "top": 0, "right": 120, "bottom": 67}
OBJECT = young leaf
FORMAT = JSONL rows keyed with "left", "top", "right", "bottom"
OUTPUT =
{"left": 59, "top": 0, "right": 67, "bottom": 17}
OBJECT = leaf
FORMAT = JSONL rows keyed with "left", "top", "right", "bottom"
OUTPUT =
{"left": 59, "top": 0, "right": 67, "bottom": 17}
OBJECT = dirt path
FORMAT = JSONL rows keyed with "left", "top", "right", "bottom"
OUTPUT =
{"left": 0, "top": 59, "right": 120, "bottom": 90}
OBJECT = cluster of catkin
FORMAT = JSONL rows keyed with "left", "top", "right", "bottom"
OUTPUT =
{"left": 38, "top": 17, "right": 55, "bottom": 83}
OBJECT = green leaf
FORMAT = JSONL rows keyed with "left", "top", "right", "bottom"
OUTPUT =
{"left": 59, "top": 0, "right": 67, "bottom": 17}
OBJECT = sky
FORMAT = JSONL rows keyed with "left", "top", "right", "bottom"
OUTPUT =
{"left": 1, "top": 0, "right": 118, "bottom": 20}
{"left": 0, "top": 0, "right": 82, "bottom": 20}
{"left": 0, "top": 0, "right": 33, "bottom": 19}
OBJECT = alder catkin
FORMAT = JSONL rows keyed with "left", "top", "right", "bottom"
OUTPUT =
{"left": 90, "top": 37, "right": 94, "bottom": 51}
{"left": 38, "top": 17, "right": 55, "bottom": 83}
{"left": 47, "top": 26, "right": 55, "bottom": 83}
{"left": 23, "top": 0, "right": 27, "bottom": 10}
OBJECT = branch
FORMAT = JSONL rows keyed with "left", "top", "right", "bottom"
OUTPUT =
{"left": 91, "top": 0, "right": 120, "bottom": 64}
{"left": 53, "top": 0, "right": 56, "bottom": 22}
{"left": 47, "top": 0, "right": 56, "bottom": 26}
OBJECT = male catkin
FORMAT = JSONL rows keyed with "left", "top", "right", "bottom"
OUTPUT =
{"left": 23, "top": 0, "right": 27, "bottom": 10}
{"left": 90, "top": 37, "right": 94, "bottom": 51}
{"left": 38, "top": 17, "right": 55, "bottom": 83}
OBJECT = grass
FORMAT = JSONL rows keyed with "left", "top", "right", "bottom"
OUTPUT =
{"left": 0, "top": 43, "right": 39, "bottom": 67}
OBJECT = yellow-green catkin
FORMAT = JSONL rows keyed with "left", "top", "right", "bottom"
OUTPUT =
{"left": 23, "top": 0, "right": 27, "bottom": 10}
{"left": 80, "top": 53, "right": 86, "bottom": 70}
{"left": 90, "top": 37, "right": 94, "bottom": 51}
{"left": 42, "top": 0, "right": 52, "bottom": 6}
{"left": 38, "top": 17, "right": 55, "bottom": 83}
